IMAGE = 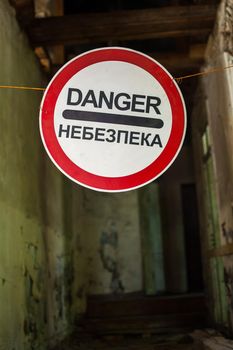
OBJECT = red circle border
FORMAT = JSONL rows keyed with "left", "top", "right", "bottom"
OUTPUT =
{"left": 40, "top": 48, "right": 186, "bottom": 191}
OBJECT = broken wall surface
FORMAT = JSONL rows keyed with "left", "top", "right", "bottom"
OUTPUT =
{"left": 160, "top": 145, "right": 196, "bottom": 294}
{"left": 0, "top": 1, "right": 85, "bottom": 349}
{"left": 77, "top": 190, "right": 143, "bottom": 295}
{"left": 139, "top": 145, "right": 196, "bottom": 295}
{"left": 192, "top": 0, "right": 233, "bottom": 334}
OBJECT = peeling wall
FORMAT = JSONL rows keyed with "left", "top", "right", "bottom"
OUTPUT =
{"left": 77, "top": 190, "right": 143, "bottom": 296}
{"left": 139, "top": 183, "right": 165, "bottom": 295}
{"left": 0, "top": 1, "right": 84, "bottom": 349}
{"left": 0, "top": 4, "right": 144, "bottom": 348}
{"left": 192, "top": 0, "right": 233, "bottom": 333}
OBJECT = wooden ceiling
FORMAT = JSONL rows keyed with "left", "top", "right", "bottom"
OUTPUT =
{"left": 29, "top": 5, "right": 216, "bottom": 47}
{"left": 10, "top": 0, "right": 219, "bottom": 75}
{"left": 10, "top": 0, "right": 220, "bottom": 120}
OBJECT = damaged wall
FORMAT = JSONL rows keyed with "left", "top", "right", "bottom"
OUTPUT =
{"left": 192, "top": 0, "right": 233, "bottom": 333}
{"left": 138, "top": 144, "right": 196, "bottom": 295}
{"left": 0, "top": 4, "right": 145, "bottom": 347}
{"left": 0, "top": 1, "right": 85, "bottom": 349}
{"left": 76, "top": 190, "right": 143, "bottom": 296}
{"left": 160, "top": 145, "right": 196, "bottom": 293}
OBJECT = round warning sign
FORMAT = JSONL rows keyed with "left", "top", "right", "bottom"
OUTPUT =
{"left": 40, "top": 47, "right": 186, "bottom": 192}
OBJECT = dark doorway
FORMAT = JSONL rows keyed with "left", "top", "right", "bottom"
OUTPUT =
{"left": 181, "top": 184, "right": 204, "bottom": 292}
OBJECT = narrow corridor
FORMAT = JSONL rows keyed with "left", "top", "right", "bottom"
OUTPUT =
{"left": 1, "top": 1, "right": 233, "bottom": 349}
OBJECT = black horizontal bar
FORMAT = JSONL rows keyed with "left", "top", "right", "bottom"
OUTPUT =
{"left": 62, "top": 109, "right": 164, "bottom": 129}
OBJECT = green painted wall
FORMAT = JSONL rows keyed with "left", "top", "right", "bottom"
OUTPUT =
{"left": 191, "top": 0, "right": 232, "bottom": 330}
{"left": 139, "top": 183, "right": 165, "bottom": 295}
{"left": 75, "top": 189, "right": 143, "bottom": 295}
{"left": 0, "top": 4, "right": 146, "bottom": 348}
{"left": 0, "top": 1, "right": 85, "bottom": 349}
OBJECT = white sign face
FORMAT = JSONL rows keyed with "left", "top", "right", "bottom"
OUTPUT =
{"left": 55, "top": 61, "right": 172, "bottom": 177}
{"left": 40, "top": 47, "right": 186, "bottom": 192}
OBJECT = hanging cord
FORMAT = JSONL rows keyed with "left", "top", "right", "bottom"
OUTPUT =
{"left": 0, "top": 85, "right": 45, "bottom": 91}
{"left": 174, "top": 64, "right": 233, "bottom": 84}
{"left": 0, "top": 64, "right": 232, "bottom": 91}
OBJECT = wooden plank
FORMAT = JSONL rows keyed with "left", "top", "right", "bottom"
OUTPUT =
{"left": 189, "top": 44, "right": 206, "bottom": 60}
{"left": 79, "top": 312, "right": 207, "bottom": 335}
{"left": 208, "top": 243, "right": 233, "bottom": 258}
{"left": 28, "top": 5, "right": 217, "bottom": 46}
{"left": 10, "top": 0, "right": 34, "bottom": 26}
{"left": 51, "top": 51, "right": 203, "bottom": 76}
{"left": 86, "top": 294, "right": 206, "bottom": 319}
{"left": 47, "top": 0, "right": 64, "bottom": 65}
{"left": 150, "top": 51, "right": 203, "bottom": 69}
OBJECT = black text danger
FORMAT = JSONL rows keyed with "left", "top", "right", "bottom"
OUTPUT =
{"left": 67, "top": 88, "right": 162, "bottom": 114}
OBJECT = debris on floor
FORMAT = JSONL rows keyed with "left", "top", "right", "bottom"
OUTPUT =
{"left": 52, "top": 328, "right": 233, "bottom": 350}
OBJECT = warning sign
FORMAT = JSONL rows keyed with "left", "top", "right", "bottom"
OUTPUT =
{"left": 40, "top": 47, "right": 186, "bottom": 192}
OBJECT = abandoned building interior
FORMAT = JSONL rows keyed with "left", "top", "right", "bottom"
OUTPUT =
{"left": 0, "top": 0, "right": 233, "bottom": 349}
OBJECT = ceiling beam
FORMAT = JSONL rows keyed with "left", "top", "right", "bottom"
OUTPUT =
{"left": 148, "top": 52, "right": 204, "bottom": 75}
{"left": 10, "top": 0, "right": 34, "bottom": 27}
{"left": 28, "top": 5, "right": 217, "bottom": 47}
{"left": 51, "top": 51, "right": 204, "bottom": 77}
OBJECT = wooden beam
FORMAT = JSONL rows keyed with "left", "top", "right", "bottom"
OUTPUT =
{"left": 208, "top": 243, "right": 233, "bottom": 258}
{"left": 28, "top": 5, "right": 217, "bottom": 47}
{"left": 189, "top": 44, "right": 206, "bottom": 60}
{"left": 51, "top": 51, "right": 203, "bottom": 77}
{"left": 148, "top": 52, "right": 204, "bottom": 75}
{"left": 10, "top": 0, "right": 34, "bottom": 27}
{"left": 47, "top": 0, "right": 65, "bottom": 65}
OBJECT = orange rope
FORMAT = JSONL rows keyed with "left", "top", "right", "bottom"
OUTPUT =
{"left": 0, "top": 85, "right": 45, "bottom": 91}
{"left": 0, "top": 64, "right": 232, "bottom": 91}
{"left": 174, "top": 64, "right": 233, "bottom": 83}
